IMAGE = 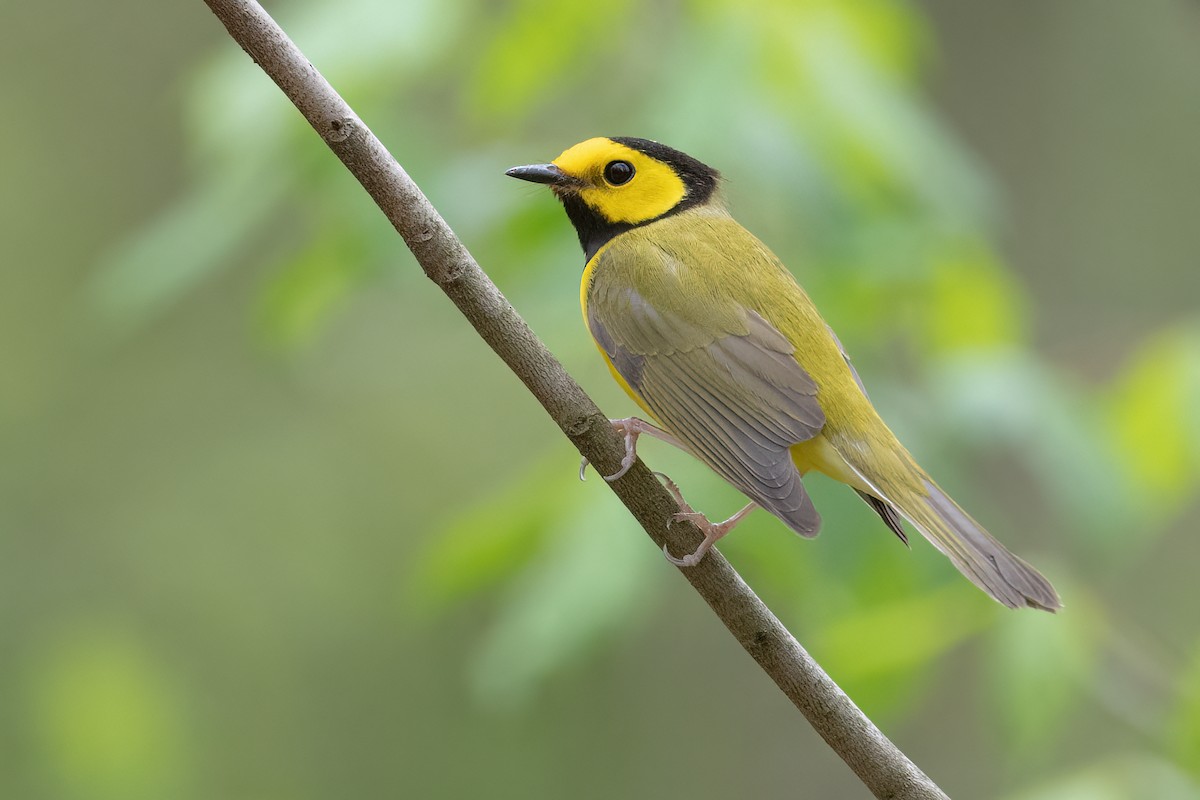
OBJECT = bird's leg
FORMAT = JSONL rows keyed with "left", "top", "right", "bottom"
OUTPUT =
{"left": 656, "top": 473, "right": 757, "bottom": 568}
{"left": 579, "top": 417, "right": 686, "bottom": 482}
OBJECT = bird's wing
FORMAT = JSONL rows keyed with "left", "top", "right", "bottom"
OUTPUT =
{"left": 588, "top": 281, "right": 826, "bottom": 537}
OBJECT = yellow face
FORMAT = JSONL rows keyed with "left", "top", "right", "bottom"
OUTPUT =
{"left": 552, "top": 138, "right": 687, "bottom": 226}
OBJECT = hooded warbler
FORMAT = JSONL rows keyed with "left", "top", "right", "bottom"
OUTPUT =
{"left": 507, "top": 136, "right": 1060, "bottom": 611}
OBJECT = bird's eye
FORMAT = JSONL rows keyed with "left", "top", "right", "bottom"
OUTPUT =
{"left": 603, "top": 160, "right": 635, "bottom": 186}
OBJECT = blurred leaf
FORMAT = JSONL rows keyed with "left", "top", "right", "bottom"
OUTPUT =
{"left": 90, "top": 167, "right": 289, "bottom": 335}
{"left": 407, "top": 454, "right": 574, "bottom": 616}
{"left": 467, "top": 492, "right": 659, "bottom": 708}
{"left": 1170, "top": 640, "right": 1200, "bottom": 776}
{"left": 813, "top": 583, "right": 991, "bottom": 686}
{"left": 1007, "top": 753, "right": 1200, "bottom": 800}
{"left": 94, "top": 0, "right": 469, "bottom": 339}
{"left": 467, "top": 0, "right": 634, "bottom": 123}
{"left": 759, "top": 0, "right": 990, "bottom": 226}
{"left": 257, "top": 216, "right": 376, "bottom": 349}
{"left": 187, "top": 0, "right": 467, "bottom": 167}
{"left": 987, "top": 583, "right": 1101, "bottom": 757}
{"left": 27, "top": 624, "right": 186, "bottom": 800}
{"left": 930, "top": 351, "right": 1144, "bottom": 548}
{"left": 799, "top": 549, "right": 989, "bottom": 721}
{"left": 923, "top": 244, "right": 1026, "bottom": 354}
{"left": 1103, "top": 325, "right": 1200, "bottom": 521}
{"left": 836, "top": 0, "right": 930, "bottom": 80}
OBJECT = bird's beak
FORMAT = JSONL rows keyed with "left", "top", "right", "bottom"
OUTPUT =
{"left": 505, "top": 163, "right": 571, "bottom": 186}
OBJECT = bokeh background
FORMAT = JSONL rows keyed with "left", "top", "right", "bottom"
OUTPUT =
{"left": 3, "top": 1, "right": 1200, "bottom": 797}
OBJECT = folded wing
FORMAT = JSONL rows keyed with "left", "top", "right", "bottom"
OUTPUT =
{"left": 588, "top": 283, "right": 826, "bottom": 537}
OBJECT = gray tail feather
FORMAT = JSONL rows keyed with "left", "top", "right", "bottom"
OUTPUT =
{"left": 912, "top": 480, "right": 1061, "bottom": 611}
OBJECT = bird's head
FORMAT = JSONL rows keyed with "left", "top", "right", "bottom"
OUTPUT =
{"left": 506, "top": 137, "right": 720, "bottom": 259}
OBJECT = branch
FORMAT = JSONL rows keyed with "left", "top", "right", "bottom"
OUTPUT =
{"left": 200, "top": 2, "right": 950, "bottom": 797}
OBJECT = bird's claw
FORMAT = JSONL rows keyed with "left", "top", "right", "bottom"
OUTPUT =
{"left": 579, "top": 446, "right": 634, "bottom": 483}
{"left": 603, "top": 428, "right": 637, "bottom": 482}
{"left": 660, "top": 496, "right": 757, "bottom": 569}
{"left": 662, "top": 542, "right": 706, "bottom": 568}
{"left": 578, "top": 418, "right": 651, "bottom": 482}
{"left": 663, "top": 511, "right": 714, "bottom": 566}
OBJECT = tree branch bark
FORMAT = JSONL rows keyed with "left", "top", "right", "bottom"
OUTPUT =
{"left": 200, "top": 2, "right": 951, "bottom": 797}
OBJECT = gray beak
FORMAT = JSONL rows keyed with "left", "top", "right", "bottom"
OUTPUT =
{"left": 505, "top": 163, "right": 570, "bottom": 185}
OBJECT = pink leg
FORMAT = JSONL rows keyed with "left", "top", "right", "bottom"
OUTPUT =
{"left": 579, "top": 417, "right": 686, "bottom": 482}
{"left": 656, "top": 474, "right": 757, "bottom": 567}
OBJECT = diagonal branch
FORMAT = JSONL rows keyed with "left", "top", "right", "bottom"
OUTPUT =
{"left": 200, "top": 2, "right": 950, "bottom": 798}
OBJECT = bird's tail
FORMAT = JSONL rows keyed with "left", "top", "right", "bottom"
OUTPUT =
{"left": 843, "top": 452, "right": 1061, "bottom": 611}
{"left": 904, "top": 477, "right": 1060, "bottom": 610}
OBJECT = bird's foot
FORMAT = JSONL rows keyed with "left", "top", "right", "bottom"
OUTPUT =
{"left": 579, "top": 417, "right": 682, "bottom": 482}
{"left": 655, "top": 473, "right": 757, "bottom": 568}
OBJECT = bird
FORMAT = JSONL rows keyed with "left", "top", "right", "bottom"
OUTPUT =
{"left": 506, "top": 136, "right": 1061, "bottom": 611}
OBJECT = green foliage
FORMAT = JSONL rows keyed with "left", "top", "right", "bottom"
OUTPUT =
{"left": 816, "top": 584, "right": 991, "bottom": 684}
{"left": 27, "top": 625, "right": 187, "bottom": 800}
{"left": 811, "top": 583, "right": 991, "bottom": 720}
{"left": 1008, "top": 754, "right": 1199, "bottom": 800}
{"left": 1104, "top": 324, "right": 1200, "bottom": 520}
{"left": 922, "top": 245, "right": 1026, "bottom": 353}
{"left": 467, "top": 0, "right": 635, "bottom": 122}
{"left": 987, "top": 581, "right": 1102, "bottom": 757}
{"left": 90, "top": 166, "right": 290, "bottom": 336}
{"left": 408, "top": 455, "right": 571, "bottom": 614}
{"left": 465, "top": 492, "right": 659, "bottom": 708}
{"left": 1171, "top": 642, "right": 1200, "bottom": 776}
{"left": 257, "top": 212, "right": 380, "bottom": 349}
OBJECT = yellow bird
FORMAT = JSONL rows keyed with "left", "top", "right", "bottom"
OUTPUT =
{"left": 507, "top": 136, "right": 1060, "bottom": 611}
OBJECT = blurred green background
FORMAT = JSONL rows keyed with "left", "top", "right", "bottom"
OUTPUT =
{"left": 3, "top": 0, "right": 1200, "bottom": 797}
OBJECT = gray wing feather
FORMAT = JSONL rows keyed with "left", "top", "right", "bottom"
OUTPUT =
{"left": 590, "top": 291, "right": 825, "bottom": 537}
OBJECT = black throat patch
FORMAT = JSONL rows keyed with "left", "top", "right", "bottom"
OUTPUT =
{"left": 560, "top": 195, "right": 634, "bottom": 262}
